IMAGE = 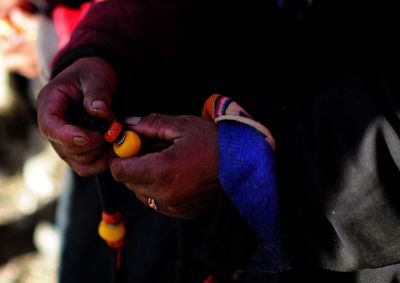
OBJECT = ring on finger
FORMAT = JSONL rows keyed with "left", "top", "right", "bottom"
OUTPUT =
{"left": 147, "top": 197, "right": 158, "bottom": 210}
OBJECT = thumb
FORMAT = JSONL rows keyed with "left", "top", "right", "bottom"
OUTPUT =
{"left": 80, "top": 58, "right": 117, "bottom": 119}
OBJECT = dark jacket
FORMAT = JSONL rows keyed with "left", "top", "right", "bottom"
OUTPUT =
{"left": 51, "top": 0, "right": 400, "bottom": 282}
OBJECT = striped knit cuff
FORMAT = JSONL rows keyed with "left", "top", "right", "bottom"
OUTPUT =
{"left": 202, "top": 94, "right": 275, "bottom": 150}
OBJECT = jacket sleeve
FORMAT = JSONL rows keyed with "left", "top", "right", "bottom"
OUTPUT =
{"left": 46, "top": 0, "right": 91, "bottom": 8}
{"left": 51, "top": 0, "right": 186, "bottom": 82}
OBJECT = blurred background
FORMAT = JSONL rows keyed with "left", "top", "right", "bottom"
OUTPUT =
{"left": 0, "top": 1, "right": 67, "bottom": 282}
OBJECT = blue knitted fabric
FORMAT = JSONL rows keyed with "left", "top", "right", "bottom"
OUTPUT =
{"left": 218, "top": 120, "right": 291, "bottom": 272}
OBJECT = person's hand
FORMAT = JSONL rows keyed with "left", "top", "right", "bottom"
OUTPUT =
{"left": 36, "top": 57, "right": 117, "bottom": 176}
{"left": 110, "top": 113, "right": 220, "bottom": 219}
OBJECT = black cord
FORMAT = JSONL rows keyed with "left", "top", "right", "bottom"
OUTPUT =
{"left": 96, "top": 172, "right": 117, "bottom": 214}
{"left": 76, "top": 113, "right": 124, "bottom": 283}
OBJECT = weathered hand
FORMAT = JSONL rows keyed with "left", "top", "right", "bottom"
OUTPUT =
{"left": 36, "top": 57, "right": 117, "bottom": 176}
{"left": 110, "top": 113, "right": 220, "bottom": 219}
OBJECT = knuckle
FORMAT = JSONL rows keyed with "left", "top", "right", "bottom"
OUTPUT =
{"left": 125, "top": 183, "right": 137, "bottom": 192}
{"left": 37, "top": 85, "right": 51, "bottom": 101}
{"left": 71, "top": 154, "right": 90, "bottom": 164}
{"left": 37, "top": 121, "right": 50, "bottom": 137}
{"left": 110, "top": 161, "right": 125, "bottom": 182}
{"left": 143, "top": 113, "right": 163, "bottom": 127}
{"left": 75, "top": 169, "right": 90, "bottom": 177}
{"left": 66, "top": 162, "right": 86, "bottom": 176}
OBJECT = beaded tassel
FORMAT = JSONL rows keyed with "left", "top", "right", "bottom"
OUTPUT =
{"left": 81, "top": 114, "right": 141, "bottom": 274}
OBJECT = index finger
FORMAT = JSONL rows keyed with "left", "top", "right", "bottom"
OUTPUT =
{"left": 109, "top": 150, "right": 172, "bottom": 185}
{"left": 36, "top": 82, "right": 103, "bottom": 147}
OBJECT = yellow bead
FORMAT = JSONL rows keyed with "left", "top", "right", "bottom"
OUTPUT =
{"left": 98, "top": 220, "right": 126, "bottom": 243}
{"left": 113, "top": 130, "right": 141, "bottom": 158}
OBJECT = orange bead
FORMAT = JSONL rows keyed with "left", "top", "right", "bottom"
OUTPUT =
{"left": 0, "top": 18, "right": 22, "bottom": 38}
{"left": 98, "top": 220, "right": 126, "bottom": 243}
{"left": 113, "top": 130, "right": 141, "bottom": 158}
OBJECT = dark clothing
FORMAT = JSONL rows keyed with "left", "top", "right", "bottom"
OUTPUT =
{"left": 24, "top": 0, "right": 91, "bottom": 15}
{"left": 46, "top": 0, "right": 90, "bottom": 8}
{"left": 57, "top": 171, "right": 211, "bottom": 283}
{"left": 52, "top": 0, "right": 400, "bottom": 282}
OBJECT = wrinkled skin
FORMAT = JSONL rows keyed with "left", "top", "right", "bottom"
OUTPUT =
{"left": 110, "top": 113, "right": 221, "bottom": 219}
{"left": 37, "top": 56, "right": 220, "bottom": 219}
{"left": 36, "top": 57, "right": 116, "bottom": 176}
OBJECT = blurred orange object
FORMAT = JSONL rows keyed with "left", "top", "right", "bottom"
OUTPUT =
{"left": 0, "top": 17, "right": 23, "bottom": 40}
{"left": 0, "top": 6, "right": 39, "bottom": 78}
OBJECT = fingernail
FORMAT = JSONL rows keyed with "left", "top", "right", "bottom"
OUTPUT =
{"left": 91, "top": 100, "right": 107, "bottom": 112}
{"left": 125, "top": 116, "right": 142, "bottom": 126}
{"left": 73, "top": 136, "right": 89, "bottom": 146}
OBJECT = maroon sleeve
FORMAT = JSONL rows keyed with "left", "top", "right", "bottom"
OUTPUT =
{"left": 46, "top": 0, "right": 91, "bottom": 8}
{"left": 51, "top": 0, "right": 187, "bottom": 80}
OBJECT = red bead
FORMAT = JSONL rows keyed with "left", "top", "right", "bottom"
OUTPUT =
{"left": 102, "top": 211, "right": 122, "bottom": 225}
{"left": 104, "top": 121, "right": 123, "bottom": 143}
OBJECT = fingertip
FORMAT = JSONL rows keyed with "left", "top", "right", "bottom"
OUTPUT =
{"left": 72, "top": 135, "right": 89, "bottom": 146}
{"left": 91, "top": 100, "right": 108, "bottom": 113}
{"left": 88, "top": 99, "right": 110, "bottom": 117}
